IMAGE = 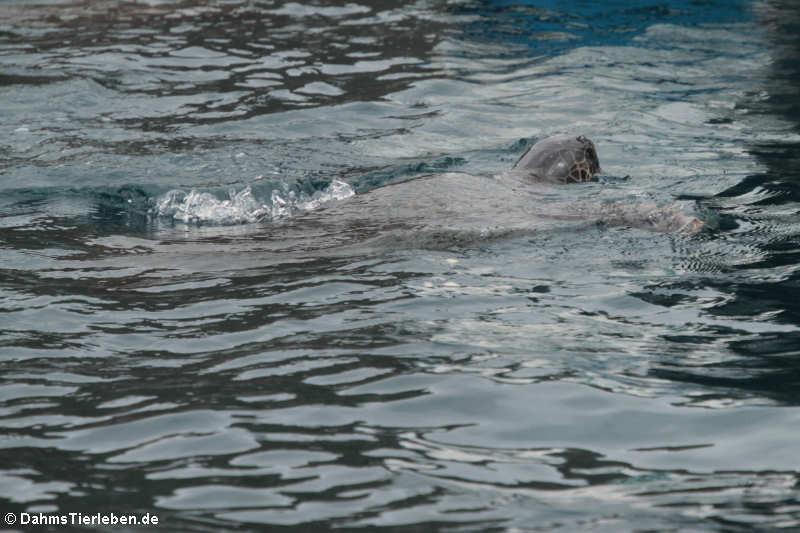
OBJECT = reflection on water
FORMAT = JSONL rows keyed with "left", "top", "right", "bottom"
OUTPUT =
{"left": 1, "top": 0, "right": 445, "bottom": 117}
{"left": 657, "top": 0, "right": 800, "bottom": 409}
{"left": 2, "top": 1, "right": 800, "bottom": 532}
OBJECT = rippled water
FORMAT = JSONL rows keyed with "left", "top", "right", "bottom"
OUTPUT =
{"left": 3, "top": 1, "right": 800, "bottom": 531}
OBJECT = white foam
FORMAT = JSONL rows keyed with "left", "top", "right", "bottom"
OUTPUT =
{"left": 153, "top": 179, "right": 354, "bottom": 225}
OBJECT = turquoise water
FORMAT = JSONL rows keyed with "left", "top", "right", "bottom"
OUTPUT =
{"left": 3, "top": 1, "right": 800, "bottom": 531}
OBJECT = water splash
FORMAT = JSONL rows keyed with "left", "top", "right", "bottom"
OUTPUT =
{"left": 153, "top": 179, "right": 354, "bottom": 225}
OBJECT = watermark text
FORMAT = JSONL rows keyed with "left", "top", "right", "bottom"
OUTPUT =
{"left": 4, "top": 512, "right": 159, "bottom": 527}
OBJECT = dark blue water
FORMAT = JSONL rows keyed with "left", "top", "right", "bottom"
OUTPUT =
{"left": 3, "top": 1, "right": 800, "bottom": 531}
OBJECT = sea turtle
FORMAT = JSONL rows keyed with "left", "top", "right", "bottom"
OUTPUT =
{"left": 513, "top": 134, "right": 601, "bottom": 183}
{"left": 506, "top": 134, "right": 703, "bottom": 235}
{"left": 259, "top": 134, "right": 704, "bottom": 253}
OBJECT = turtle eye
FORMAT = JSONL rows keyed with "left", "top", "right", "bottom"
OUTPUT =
{"left": 586, "top": 149, "right": 599, "bottom": 172}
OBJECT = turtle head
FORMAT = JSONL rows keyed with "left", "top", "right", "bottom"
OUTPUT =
{"left": 513, "top": 134, "right": 601, "bottom": 184}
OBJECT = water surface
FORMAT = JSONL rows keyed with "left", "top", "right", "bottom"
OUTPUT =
{"left": 2, "top": 1, "right": 800, "bottom": 531}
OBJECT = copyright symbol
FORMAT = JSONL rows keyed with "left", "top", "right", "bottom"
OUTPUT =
{"left": 4, "top": 513, "right": 15, "bottom": 525}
